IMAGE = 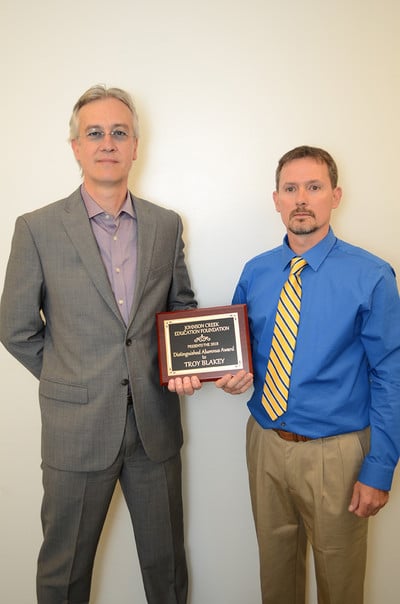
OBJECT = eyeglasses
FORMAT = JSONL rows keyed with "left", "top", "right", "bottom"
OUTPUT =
{"left": 82, "top": 128, "right": 133, "bottom": 142}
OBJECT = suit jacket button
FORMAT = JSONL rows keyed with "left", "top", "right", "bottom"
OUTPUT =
{"left": 121, "top": 379, "right": 129, "bottom": 386}
{"left": 126, "top": 338, "right": 132, "bottom": 346}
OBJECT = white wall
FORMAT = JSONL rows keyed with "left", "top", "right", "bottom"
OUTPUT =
{"left": 1, "top": 1, "right": 399, "bottom": 602}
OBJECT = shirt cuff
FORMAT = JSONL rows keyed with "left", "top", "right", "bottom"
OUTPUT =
{"left": 358, "top": 458, "right": 395, "bottom": 491}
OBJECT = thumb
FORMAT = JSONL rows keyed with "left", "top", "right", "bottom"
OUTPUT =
{"left": 348, "top": 483, "right": 360, "bottom": 513}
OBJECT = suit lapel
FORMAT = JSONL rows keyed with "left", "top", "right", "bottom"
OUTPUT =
{"left": 61, "top": 188, "right": 124, "bottom": 324}
{"left": 128, "top": 195, "right": 157, "bottom": 327}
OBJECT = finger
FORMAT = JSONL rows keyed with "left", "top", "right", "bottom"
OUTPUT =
{"left": 191, "top": 376, "right": 202, "bottom": 390}
{"left": 215, "top": 374, "right": 233, "bottom": 389}
{"left": 168, "top": 378, "right": 178, "bottom": 393}
{"left": 181, "top": 376, "right": 194, "bottom": 395}
{"left": 348, "top": 489, "right": 360, "bottom": 513}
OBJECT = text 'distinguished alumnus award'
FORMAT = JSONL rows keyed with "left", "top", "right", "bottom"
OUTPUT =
{"left": 156, "top": 304, "right": 252, "bottom": 384}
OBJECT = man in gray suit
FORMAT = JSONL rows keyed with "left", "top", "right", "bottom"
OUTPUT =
{"left": 0, "top": 85, "right": 198, "bottom": 604}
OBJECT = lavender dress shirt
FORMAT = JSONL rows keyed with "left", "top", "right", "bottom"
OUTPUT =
{"left": 81, "top": 185, "right": 137, "bottom": 325}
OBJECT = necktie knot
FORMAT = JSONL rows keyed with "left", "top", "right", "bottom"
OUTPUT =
{"left": 290, "top": 256, "right": 307, "bottom": 277}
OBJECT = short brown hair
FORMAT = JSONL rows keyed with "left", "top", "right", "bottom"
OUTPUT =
{"left": 275, "top": 145, "right": 338, "bottom": 190}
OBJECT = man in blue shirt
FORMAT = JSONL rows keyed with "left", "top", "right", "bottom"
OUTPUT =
{"left": 215, "top": 146, "right": 400, "bottom": 604}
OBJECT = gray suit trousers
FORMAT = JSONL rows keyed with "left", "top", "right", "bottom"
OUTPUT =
{"left": 37, "top": 405, "right": 188, "bottom": 604}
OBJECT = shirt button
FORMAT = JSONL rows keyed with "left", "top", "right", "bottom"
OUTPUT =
{"left": 126, "top": 338, "right": 132, "bottom": 346}
{"left": 121, "top": 378, "right": 129, "bottom": 386}
{"left": 116, "top": 267, "right": 121, "bottom": 273}
{"left": 118, "top": 299, "right": 124, "bottom": 305}
{"left": 280, "top": 422, "right": 286, "bottom": 427}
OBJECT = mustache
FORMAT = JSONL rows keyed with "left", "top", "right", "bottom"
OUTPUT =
{"left": 290, "top": 209, "right": 315, "bottom": 219}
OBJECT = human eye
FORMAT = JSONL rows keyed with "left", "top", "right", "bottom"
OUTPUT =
{"left": 111, "top": 129, "right": 129, "bottom": 141}
{"left": 308, "top": 183, "right": 321, "bottom": 191}
{"left": 284, "top": 185, "right": 296, "bottom": 193}
{"left": 86, "top": 128, "right": 104, "bottom": 140}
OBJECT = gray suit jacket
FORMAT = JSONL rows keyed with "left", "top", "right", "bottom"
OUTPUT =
{"left": 0, "top": 188, "right": 197, "bottom": 471}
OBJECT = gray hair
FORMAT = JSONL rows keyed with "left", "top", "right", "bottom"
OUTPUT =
{"left": 69, "top": 84, "right": 139, "bottom": 141}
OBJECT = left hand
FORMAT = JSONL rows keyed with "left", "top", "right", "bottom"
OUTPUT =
{"left": 215, "top": 369, "right": 254, "bottom": 395}
{"left": 348, "top": 481, "right": 389, "bottom": 517}
{"left": 168, "top": 375, "right": 202, "bottom": 396}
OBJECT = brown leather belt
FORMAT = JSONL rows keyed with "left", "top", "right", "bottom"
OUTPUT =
{"left": 273, "top": 429, "right": 313, "bottom": 442}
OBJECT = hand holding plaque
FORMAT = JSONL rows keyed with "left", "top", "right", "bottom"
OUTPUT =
{"left": 156, "top": 304, "right": 253, "bottom": 385}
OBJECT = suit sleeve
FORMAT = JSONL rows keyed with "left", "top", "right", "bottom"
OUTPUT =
{"left": 0, "top": 216, "right": 45, "bottom": 379}
{"left": 167, "top": 215, "right": 197, "bottom": 311}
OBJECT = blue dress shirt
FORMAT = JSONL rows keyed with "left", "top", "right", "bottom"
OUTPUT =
{"left": 233, "top": 228, "right": 400, "bottom": 490}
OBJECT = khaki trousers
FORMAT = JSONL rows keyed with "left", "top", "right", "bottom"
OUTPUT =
{"left": 246, "top": 416, "right": 369, "bottom": 604}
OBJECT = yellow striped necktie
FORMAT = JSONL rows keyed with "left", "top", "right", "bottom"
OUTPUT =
{"left": 262, "top": 256, "right": 308, "bottom": 420}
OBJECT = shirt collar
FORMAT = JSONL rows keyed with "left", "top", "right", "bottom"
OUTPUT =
{"left": 80, "top": 184, "right": 135, "bottom": 219}
{"left": 281, "top": 227, "right": 337, "bottom": 272}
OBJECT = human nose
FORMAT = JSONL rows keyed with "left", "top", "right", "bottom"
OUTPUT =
{"left": 295, "top": 186, "right": 308, "bottom": 205}
{"left": 100, "top": 132, "right": 117, "bottom": 152}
